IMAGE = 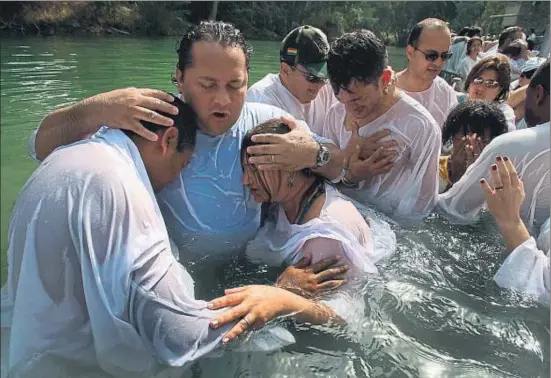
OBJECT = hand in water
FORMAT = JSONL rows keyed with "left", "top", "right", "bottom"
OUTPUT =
{"left": 208, "top": 285, "right": 307, "bottom": 344}
{"left": 276, "top": 255, "right": 349, "bottom": 299}
{"left": 246, "top": 115, "right": 319, "bottom": 171}
{"left": 86, "top": 88, "right": 178, "bottom": 141}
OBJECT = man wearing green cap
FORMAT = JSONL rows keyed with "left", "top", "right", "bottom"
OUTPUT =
{"left": 247, "top": 25, "right": 337, "bottom": 135}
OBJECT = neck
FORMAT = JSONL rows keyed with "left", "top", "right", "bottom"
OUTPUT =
{"left": 399, "top": 68, "right": 433, "bottom": 92}
{"left": 469, "top": 52, "right": 477, "bottom": 59}
{"left": 281, "top": 175, "right": 317, "bottom": 223}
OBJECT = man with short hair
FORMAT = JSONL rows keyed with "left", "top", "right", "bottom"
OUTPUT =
{"left": 509, "top": 57, "right": 547, "bottom": 128}
{"left": 29, "top": 21, "right": 344, "bottom": 258}
{"left": 247, "top": 25, "right": 337, "bottom": 135}
{"left": 437, "top": 60, "right": 550, "bottom": 228}
{"left": 481, "top": 25, "right": 525, "bottom": 58}
{"left": 396, "top": 18, "right": 459, "bottom": 128}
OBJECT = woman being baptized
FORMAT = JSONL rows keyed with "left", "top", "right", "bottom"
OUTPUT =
{"left": 242, "top": 119, "right": 396, "bottom": 321}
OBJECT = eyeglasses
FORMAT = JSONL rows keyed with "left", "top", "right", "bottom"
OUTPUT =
{"left": 292, "top": 66, "right": 328, "bottom": 84}
{"left": 471, "top": 77, "right": 500, "bottom": 88}
{"left": 414, "top": 47, "right": 453, "bottom": 62}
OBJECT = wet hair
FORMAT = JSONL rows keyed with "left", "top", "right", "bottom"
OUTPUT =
{"left": 327, "top": 29, "right": 388, "bottom": 92}
{"left": 466, "top": 26, "right": 482, "bottom": 38}
{"left": 241, "top": 119, "right": 318, "bottom": 177}
{"left": 498, "top": 26, "right": 523, "bottom": 49}
{"left": 529, "top": 59, "right": 550, "bottom": 92}
{"left": 407, "top": 18, "right": 450, "bottom": 48}
{"left": 123, "top": 95, "right": 198, "bottom": 152}
{"left": 172, "top": 21, "right": 252, "bottom": 83}
{"left": 466, "top": 37, "right": 483, "bottom": 55}
{"left": 464, "top": 55, "right": 511, "bottom": 101}
{"left": 442, "top": 100, "right": 508, "bottom": 144}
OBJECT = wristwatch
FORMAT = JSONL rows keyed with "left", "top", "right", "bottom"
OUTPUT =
{"left": 314, "top": 142, "right": 331, "bottom": 168}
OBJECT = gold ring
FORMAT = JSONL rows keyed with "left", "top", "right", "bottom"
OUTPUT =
{"left": 241, "top": 317, "right": 252, "bottom": 328}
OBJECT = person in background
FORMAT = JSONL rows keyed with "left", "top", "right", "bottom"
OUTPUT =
{"left": 323, "top": 29, "right": 441, "bottom": 221}
{"left": 501, "top": 39, "right": 531, "bottom": 80}
{"left": 246, "top": 25, "right": 337, "bottom": 135}
{"left": 480, "top": 26, "right": 525, "bottom": 58}
{"left": 445, "top": 26, "right": 483, "bottom": 76}
{"left": 508, "top": 57, "right": 547, "bottom": 128}
{"left": 481, "top": 157, "right": 549, "bottom": 307}
{"left": 437, "top": 60, "right": 550, "bottom": 229}
{"left": 457, "top": 36, "right": 483, "bottom": 90}
{"left": 396, "top": 18, "right": 458, "bottom": 128}
{"left": 438, "top": 100, "right": 508, "bottom": 193}
{"left": 457, "top": 55, "right": 516, "bottom": 132}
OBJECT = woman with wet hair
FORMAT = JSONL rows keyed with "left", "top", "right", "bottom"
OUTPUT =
{"left": 456, "top": 55, "right": 516, "bottom": 132}
{"left": 242, "top": 119, "right": 396, "bottom": 321}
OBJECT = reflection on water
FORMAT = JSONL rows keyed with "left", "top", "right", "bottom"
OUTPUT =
{"left": 1, "top": 37, "right": 549, "bottom": 378}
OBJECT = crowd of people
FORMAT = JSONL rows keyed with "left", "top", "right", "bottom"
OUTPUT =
{"left": 0, "top": 18, "right": 549, "bottom": 378}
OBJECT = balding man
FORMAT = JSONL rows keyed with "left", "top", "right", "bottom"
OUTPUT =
{"left": 397, "top": 19, "right": 458, "bottom": 128}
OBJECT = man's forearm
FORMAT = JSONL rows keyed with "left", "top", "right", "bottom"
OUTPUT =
{"left": 35, "top": 98, "right": 99, "bottom": 160}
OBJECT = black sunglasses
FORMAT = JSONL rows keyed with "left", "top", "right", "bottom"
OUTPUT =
{"left": 414, "top": 47, "right": 453, "bottom": 62}
{"left": 292, "top": 65, "right": 328, "bottom": 84}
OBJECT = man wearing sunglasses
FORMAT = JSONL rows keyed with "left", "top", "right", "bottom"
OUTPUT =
{"left": 247, "top": 25, "right": 337, "bottom": 135}
{"left": 397, "top": 18, "right": 458, "bottom": 129}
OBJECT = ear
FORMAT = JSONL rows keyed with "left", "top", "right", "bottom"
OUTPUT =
{"left": 406, "top": 45, "right": 414, "bottom": 61}
{"left": 175, "top": 68, "right": 184, "bottom": 91}
{"left": 382, "top": 69, "right": 392, "bottom": 86}
{"left": 535, "top": 85, "right": 548, "bottom": 106}
{"left": 160, "top": 127, "right": 179, "bottom": 156}
{"left": 280, "top": 62, "right": 291, "bottom": 76}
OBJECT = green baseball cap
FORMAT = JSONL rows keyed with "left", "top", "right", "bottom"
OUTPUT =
{"left": 280, "top": 25, "right": 329, "bottom": 79}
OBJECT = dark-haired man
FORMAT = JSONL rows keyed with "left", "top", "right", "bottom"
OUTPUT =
{"left": 28, "top": 21, "right": 344, "bottom": 257}
{"left": 480, "top": 25, "right": 525, "bottom": 58}
{"left": 323, "top": 29, "right": 441, "bottom": 221}
{"left": 437, "top": 60, "right": 549, "bottom": 228}
{"left": 396, "top": 18, "right": 458, "bottom": 128}
{"left": 247, "top": 25, "right": 337, "bottom": 135}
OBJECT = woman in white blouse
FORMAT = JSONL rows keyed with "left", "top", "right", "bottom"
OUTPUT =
{"left": 457, "top": 37, "right": 482, "bottom": 90}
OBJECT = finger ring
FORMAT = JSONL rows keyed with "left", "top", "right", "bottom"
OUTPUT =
{"left": 495, "top": 186, "right": 504, "bottom": 190}
{"left": 241, "top": 317, "right": 252, "bottom": 328}
{"left": 271, "top": 155, "right": 275, "bottom": 163}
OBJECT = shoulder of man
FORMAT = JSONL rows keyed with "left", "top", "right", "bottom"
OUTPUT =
{"left": 398, "top": 94, "right": 441, "bottom": 135}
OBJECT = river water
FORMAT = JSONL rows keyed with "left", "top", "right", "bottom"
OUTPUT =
{"left": 0, "top": 36, "right": 548, "bottom": 378}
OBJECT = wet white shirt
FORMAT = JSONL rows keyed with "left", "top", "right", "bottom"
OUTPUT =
{"left": 322, "top": 94, "right": 441, "bottom": 221}
{"left": 247, "top": 73, "right": 337, "bottom": 135}
{"left": 497, "top": 102, "right": 517, "bottom": 132}
{"left": 4, "top": 129, "right": 292, "bottom": 378}
{"left": 437, "top": 122, "right": 550, "bottom": 228}
{"left": 400, "top": 76, "right": 459, "bottom": 128}
{"left": 494, "top": 218, "right": 550, "bottom": 306}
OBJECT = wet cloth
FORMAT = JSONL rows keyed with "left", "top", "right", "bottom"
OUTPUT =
{"left": 436, "top": 122, "right": 550, "bottom": 229}
{"left": 246, "top": 184, "right": 396, "bottom": 321}
{"left": 4, "top": 129, "right": 292, "bottom": 378}
{"left": 494, "top": 218, "right": 550, "bottom": 306}
{"left": 322, "top": 94, "right": 441, "bottom": 221}
{"left": 400, "top": 76, "right": 459, "bottom": 128}
{"left": 247, "top": 73, "right": 337, "bottom": 135}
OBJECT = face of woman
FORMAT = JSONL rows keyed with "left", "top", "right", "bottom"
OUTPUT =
{"left": 242, "top": 155, "right": 289, "bottom": 203}
{"left": 468, "top": 69, "right": 502, "bottom": 101}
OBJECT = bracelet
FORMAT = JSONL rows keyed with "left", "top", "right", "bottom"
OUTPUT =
{"left": 341, "top": 176, "right": 359, "bottom": 188}
{"left": 331, "top": 167, "right": 347, "bottom": 184}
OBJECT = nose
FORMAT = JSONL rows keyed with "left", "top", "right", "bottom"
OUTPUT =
{"left": 214, "top": 87, "right": 231, "bottom": 107}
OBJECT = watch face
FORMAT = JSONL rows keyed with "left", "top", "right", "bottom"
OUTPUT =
{"left": 318, "top": 146, "right": 331, "bottom": 165}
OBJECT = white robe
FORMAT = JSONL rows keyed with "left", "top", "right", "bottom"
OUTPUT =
{"left": 247, "top": 73, "right": 337, "bottom": 135}
{"left": 437, "top": 122, "right": 550, "bottom": 229}
{"left": 322, "top": 94, "right": 441, "bottom": 222}
{"left": 400, "top": 76, "right": 459, "bottom": 128}
{"left": 246, "top": 184, "right": 396, "bottom": 321}
{"left": 2, "top": 129, "right": 292, "bottom": 378}
{"left": 494, "top": 218, "right": 550, "bottom": 306}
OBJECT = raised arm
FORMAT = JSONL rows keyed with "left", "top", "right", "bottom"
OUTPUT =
{"left": 34, "top": 88, "right": 177, "bottom": 160}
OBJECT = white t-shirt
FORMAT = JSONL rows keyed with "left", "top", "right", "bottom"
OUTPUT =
{"left": 3, "top": 129, "right": 292, "bottom": 377}
{"left": 247, "top": 73, "right": 337, "bottom": 135}
{"left": 437, "top": 122, "right": 550, "bottom": 228}
{"left": 494, "top": 218, "right": 550, "bottom": 306}
{"left": 322, "top": 94, "right": 441, "bottom": 221}
{"left": 400, "top": 76, "right": 459, "bottom": 128}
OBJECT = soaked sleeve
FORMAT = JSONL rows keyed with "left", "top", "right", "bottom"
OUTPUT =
{"left": 27, "top": 127, "right": 40, "bottom": 162}
{"left": 494, "top": 219, "right": 550, "bottom": 306}
{"left": 395, "top": 117, "right": 441, "bottom": 219}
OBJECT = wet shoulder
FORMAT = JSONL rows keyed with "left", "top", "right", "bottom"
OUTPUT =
{"left": 489, "top": 123, "right": 550, "bottom": 153}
